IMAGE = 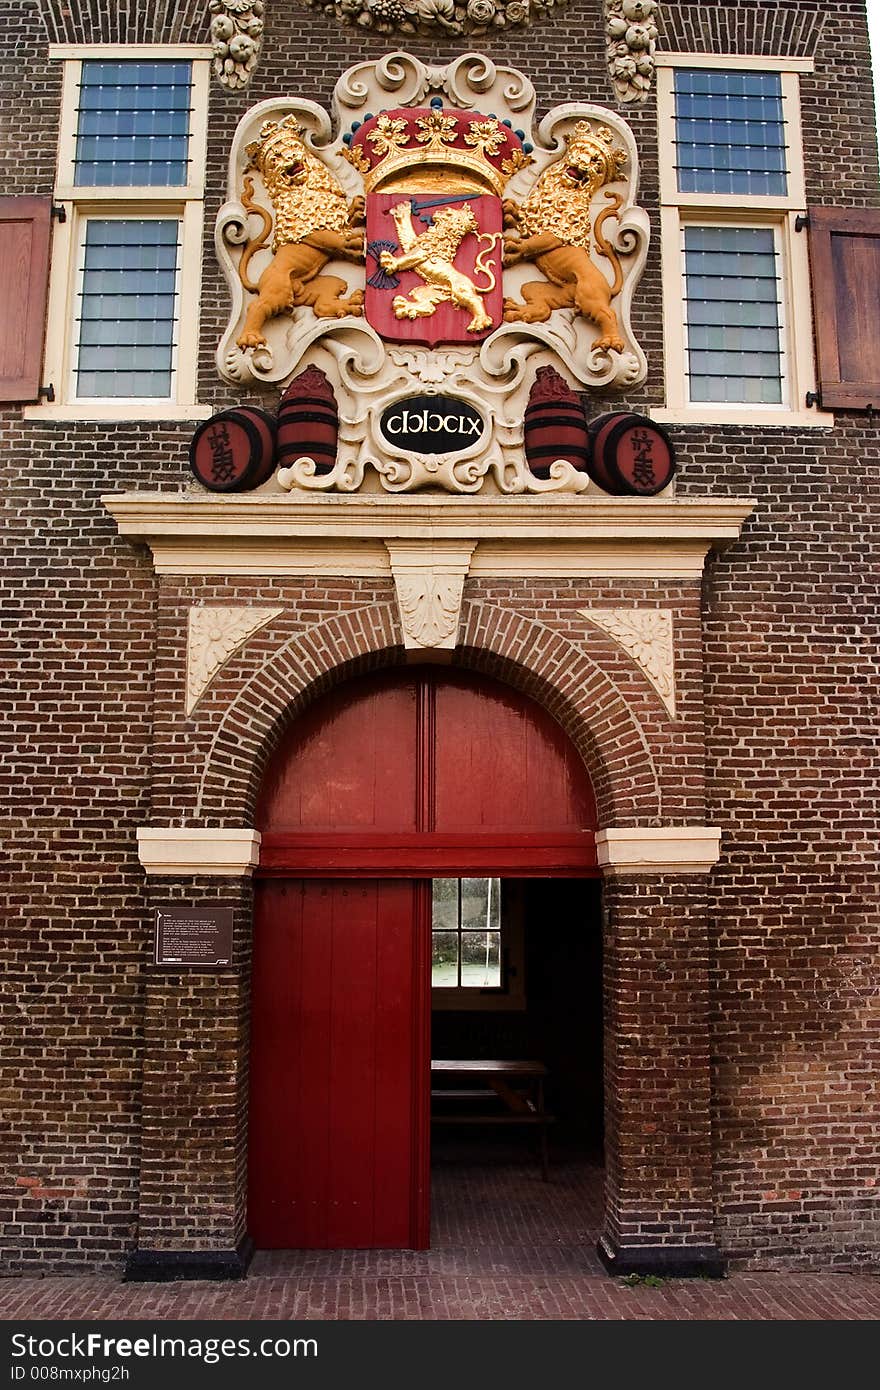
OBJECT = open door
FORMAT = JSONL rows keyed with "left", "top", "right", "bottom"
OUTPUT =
{"left": 249, "top": 669, "right": 597, "bottom": 1250}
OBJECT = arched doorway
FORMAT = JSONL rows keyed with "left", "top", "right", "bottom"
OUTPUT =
{"left": 249, "top": 668, "right": 599, "bottom": 1249}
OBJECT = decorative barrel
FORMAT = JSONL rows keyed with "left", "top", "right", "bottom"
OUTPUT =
{"left": 523, "top": 365, "right": 589, "bottom": 478}
{"left": 277, "top": 365, "right": 339, "bottom": 476}
{"left": 587, "top": 412, "right": 676, "bottom": 496}
{"left": 189, "top": 407, "right": 277, "bottom": 493}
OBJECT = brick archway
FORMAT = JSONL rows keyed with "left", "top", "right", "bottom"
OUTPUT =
{"left": 131, "top": 590, "right": 721, "bottom": 1282}
{"left": 193, "top": 600, "right": 663, "bottom": 828}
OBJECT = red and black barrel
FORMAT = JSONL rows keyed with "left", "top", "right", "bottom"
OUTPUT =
{"left": 189, "top": 407, "right": 277, "bottom": 493}
{"left": 277, "top": 365, "right": 339, "bottom": 476}
{"left": 586, "top": 412, "right": 676, "bottom": 496}
{"left": 523, "top": 365, "right": 589, "bottom": 478}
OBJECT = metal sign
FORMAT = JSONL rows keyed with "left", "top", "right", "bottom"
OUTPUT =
{"left": 154, "top": 905, "right": 234, "bottom": 968}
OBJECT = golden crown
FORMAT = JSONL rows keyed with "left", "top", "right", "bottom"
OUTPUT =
{"left": 344, "top": 106, "right": 532, "bottom": 196}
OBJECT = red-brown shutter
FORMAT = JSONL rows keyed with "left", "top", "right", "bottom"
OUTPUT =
{"left": 807, "top": 205, "right": 880, "bottom": 411}
{"left": 0, "top": 196, "right": 53, "bottom": 403}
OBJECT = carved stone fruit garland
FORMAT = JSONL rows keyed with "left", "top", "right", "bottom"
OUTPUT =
{"left": 210, "top": 0, "right": 264, "bottom": 90}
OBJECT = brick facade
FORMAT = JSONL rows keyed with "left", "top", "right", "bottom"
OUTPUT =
{"left": 2, "top": 0, "right": 879, "bottom": 1276}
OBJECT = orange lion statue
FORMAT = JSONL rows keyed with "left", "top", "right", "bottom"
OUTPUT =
{"left": 502, "top": 121, "right": 629, "bottom": 352}
{"left": 236, "top": 115, "right": 365, "bottom": 349}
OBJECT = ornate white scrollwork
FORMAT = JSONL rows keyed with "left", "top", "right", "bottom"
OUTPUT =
{"left": 386, "top": 542, "right": 475, "bottom": 651}
{"left": 395, "top": 575, "right": 463, "bottom": 647}
{"left": 214, "top": 53, "right": 650, "bottom": 495}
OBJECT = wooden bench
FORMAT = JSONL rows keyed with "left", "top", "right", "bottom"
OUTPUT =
{"left": 430, "top": 1059, "right": 555, "bottom": 1181}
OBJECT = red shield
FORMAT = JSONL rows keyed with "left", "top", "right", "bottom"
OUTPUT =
{"left": 365, "top": 192, "right": 503, "bottom": 348}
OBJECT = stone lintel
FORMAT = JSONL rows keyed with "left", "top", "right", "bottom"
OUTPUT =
{"left": 101, "top": 493, "right": 756, "bottom": 579}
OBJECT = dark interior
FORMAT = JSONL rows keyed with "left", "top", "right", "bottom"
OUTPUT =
{"left": 431, "top": 878, "right": 604, "bottom": 1165}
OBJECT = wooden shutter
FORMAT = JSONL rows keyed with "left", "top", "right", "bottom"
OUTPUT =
{"left": 807, "top": 206, "right": 880, "bottom": 411}
{"left": 0, "top": 196, "right": 53, "bottom": 403}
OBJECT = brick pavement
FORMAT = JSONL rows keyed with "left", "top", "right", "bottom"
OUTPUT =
{"left": 1, "top": 1153, "right": 878, "bottom": 1320}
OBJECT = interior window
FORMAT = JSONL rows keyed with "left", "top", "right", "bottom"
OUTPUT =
{"left": 431, "top": 878, "right": 502, "bottom": 989}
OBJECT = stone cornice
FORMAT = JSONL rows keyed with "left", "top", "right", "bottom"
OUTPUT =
{"left": 102, "top": 493, "right": 755, "bottom": 579}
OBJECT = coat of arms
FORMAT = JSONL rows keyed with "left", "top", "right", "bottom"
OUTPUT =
{"left": 345, "top": 105, "right": 517, "bottom": 346}
{"left": 215, "top": 53, "right": 650, "bottom": 495}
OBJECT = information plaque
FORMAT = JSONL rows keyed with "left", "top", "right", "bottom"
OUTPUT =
{"left": 154, "top": 906, "right": 234, "bottom": 968}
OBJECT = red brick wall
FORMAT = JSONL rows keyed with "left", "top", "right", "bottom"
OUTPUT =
{"left": 158, "top": 579, "right": 702, "bottom": 828}
{"left": 602, "top": 876, "right": 715, "bottom": 1258}
{"left": 137, "top": 878, "right": 253, "bottom": 1254}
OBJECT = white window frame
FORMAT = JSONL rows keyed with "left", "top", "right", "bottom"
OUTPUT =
{"left": 27, "top": 45, "right": 212, "bottom": 422}
{"left": 654, "top": 53, "right": 833, "bottom": 428}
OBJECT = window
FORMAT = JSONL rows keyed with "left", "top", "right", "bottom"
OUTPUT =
{"left": 74, "top": 61, "right": 193, "bottom": 187}
{"left": 431, "top": 879, "right": 524, "bottom": 1010}
{"left": 432, "top": 878, "right": 502, "bottom": 989}
{"left": 75, "top": 216, "right": 181, "bottom": 399}
{"left": 683, "top": 224, "right": 785, "bottom": 405}
{"left": 656, "top": 56, "right": 829, "bottom": 427}
{"left": 31, "top": 47, "right": 210, "bottom": 420}
{"left": 673, "top": 68, "right": 788, "bottom": 197}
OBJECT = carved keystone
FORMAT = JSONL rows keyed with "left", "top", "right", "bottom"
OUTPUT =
{"left": 386, "top": 542, "right": 476, "bottom": 658}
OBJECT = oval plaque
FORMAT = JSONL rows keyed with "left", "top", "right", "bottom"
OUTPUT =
{"left": 379, "top": 395, "right": 485, "bottom": 455}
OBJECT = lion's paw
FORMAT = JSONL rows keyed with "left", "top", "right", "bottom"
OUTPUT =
{"left": 504, "top": 303, "right": 548, "bottom": 324}
{"left": 237, "top": 331, "right": 268, "bottom": 350}
{"left": 593, "top": 335, "right": 625, "bottom": 353}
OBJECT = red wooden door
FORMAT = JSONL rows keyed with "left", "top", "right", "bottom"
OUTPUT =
{"left": 258, "top": 670, "right": 598, "bottom": 876}
{"left": 249, "top": 878, "right": 430, "bottom": 1249}
{"left": 249, "top": 670, "right": 598, "bottom": 1250}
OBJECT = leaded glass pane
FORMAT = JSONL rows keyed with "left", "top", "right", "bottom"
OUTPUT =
{"left": 431, "top": 932, "right": 459, "bottom": 987}
{"left": 460, "top": 933, "right": 501, "bottom": 988}
{"left": 460, "top": 878, "right": 501, "bottom": 932}
{"left": 74, "top": 62, "right": 192, "bottom": 186}
{"left": 74, "top": 218, "right": 180, "bottom": 399}
{"left": 431, "top": 879, "right": 458, "bottom": 932}
{"left": 674, "top": 69, "right": 788, "bottom": 196}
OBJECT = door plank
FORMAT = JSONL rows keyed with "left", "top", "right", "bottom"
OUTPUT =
{"left": 326, "top": 882, "right": 378, "bottom": 1248}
